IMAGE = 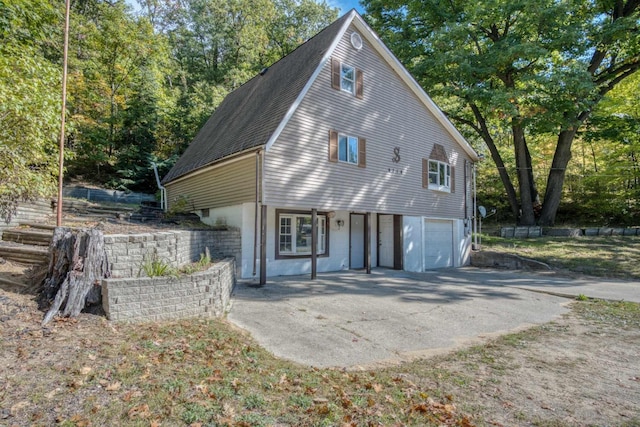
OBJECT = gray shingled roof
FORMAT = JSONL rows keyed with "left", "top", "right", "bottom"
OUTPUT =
{"left": 162, "top": 11, "right": 353, "bottom": 184}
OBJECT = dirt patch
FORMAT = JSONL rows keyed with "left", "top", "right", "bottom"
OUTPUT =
{"left": 405, "top": 303, "right": 640, "bottom": 426}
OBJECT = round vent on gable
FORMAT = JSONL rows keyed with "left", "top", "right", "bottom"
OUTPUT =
{"left": 350, "top": 32, "right": 363, "bottom": 50}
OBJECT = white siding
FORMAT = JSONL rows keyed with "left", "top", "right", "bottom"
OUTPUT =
{"left": 263, "top": 24, "right": 473, "bottom": 218}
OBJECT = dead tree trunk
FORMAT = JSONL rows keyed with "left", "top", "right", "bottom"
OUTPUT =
{"left": 40, "top": 227, "right": 110, "bottom": 326}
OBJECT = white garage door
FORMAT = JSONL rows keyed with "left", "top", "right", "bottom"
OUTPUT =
{"left": 423, "top": 219, "right": 453, "bottom": 269}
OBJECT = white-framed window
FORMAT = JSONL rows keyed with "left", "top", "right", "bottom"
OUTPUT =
{"left": 428, "top": 159, "right": 451, "bottom": 191}
{"left": 340, "top": 63, "right": 355, "bottom": 94}
{"left": 276, "top": 210, "right": 328, "bottom": 258}
{"left": 338, "top": 134, "right": 358, "bottom": 164}
{"left": 331, "top": 58, "right": 363, "bottom": 99}
{"left": 329, "top": 130, "right": 366, "bottom": 168}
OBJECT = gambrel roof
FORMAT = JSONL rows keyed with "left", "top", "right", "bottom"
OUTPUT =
{"left": 163, "top": 10, "right": 478, "bottom": 184}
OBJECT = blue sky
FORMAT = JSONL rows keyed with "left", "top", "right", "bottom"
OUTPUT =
{"left": 328, "top": 0, "right": 364, "bottom": 14}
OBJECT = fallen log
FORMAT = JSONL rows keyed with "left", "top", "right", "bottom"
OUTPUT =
{"left": 40, "top": 227, "right": 110, "bottom": 325}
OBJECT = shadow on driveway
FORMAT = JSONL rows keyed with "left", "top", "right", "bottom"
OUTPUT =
{"left": 227, "top": 268, "right": 596, "bottom": 368}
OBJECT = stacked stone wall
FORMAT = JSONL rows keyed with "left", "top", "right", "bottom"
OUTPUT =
{"left": 102, "top": 258, "right": 235, "bottom": 322}
{"left": 103, "top": 229, "right": 241, "bottom": 278}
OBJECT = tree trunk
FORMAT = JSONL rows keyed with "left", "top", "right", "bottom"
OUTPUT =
{"left": 40, "top": 227, "right": 110, "bottom": 326}
{"left": 513, "top": 123, "right": 536, "bottom": 225}
{"left": 539, "top": 128, "right": 578, "bottom": 226}
{"left": 469, "top": 103, "right": 520, "bottom": 219}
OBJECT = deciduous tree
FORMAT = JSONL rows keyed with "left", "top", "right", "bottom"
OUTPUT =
{"left": 364, "top": 0, "right": 640, "bottom": 225}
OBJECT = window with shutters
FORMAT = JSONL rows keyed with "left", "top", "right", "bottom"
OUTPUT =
{"left": 331, "top": 58, "right": 363, "bottom": 99}
{"left": 341, "top": 64, "right": 355, "bottom": 94}
{"left": 339, "top": 134, "right": 358, "bottom": 164}
{"left": 328, "top": 130, "right": 366, "bottom": 167}
{"left": 276, "top": 210, "right": 329, "bottom": 258}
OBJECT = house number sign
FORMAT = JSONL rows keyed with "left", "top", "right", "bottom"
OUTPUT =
{"left": 392, "top": 147, "right": 401, "bottom": 163}
{"left": 388, "top": 147, "right": 404, "bottom": 175}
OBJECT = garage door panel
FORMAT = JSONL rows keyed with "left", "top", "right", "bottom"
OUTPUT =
{"left": 423, "top": 219, "right": 453, "bottom": 269}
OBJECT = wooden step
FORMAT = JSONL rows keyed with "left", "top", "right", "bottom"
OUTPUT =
{"left": 2, "top": 229, "right": 52, "bottom": 246}
{"left": 0, "top": 242, "right": 49, "bottom": 265}
{"left": 19, "top": 222, "right": 57, "bottom": 231}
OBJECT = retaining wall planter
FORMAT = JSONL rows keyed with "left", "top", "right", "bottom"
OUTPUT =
{"left": 103, "top": 229, "right": 241, "bottom": 278}
{"left": 102, "top": 258, "right": 235, "bottom": 322}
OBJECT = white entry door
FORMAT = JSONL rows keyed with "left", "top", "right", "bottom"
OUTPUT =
{"left": 350, "top": 214, "right": 365, "bottom": 269}
{"left": 423, "top": 219, "right": 453, "bottom": 269}
{"left": 379, "top": 214, "right": 394, "bottom": 268}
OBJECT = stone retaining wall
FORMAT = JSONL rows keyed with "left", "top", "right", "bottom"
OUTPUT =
{"left": 500, "top": 226, "right": 640, "bottom": 238}
{"left": 102, "top": 258, "right": 235, "bottom": 322}
{"left": 103, "top": 229, "right": 241, "bottom": 278}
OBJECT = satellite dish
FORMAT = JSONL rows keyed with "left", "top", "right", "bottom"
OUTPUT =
{"left": 478, "top": 205, "right": 487, "bottom": 218}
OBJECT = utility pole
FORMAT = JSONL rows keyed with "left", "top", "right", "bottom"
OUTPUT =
{"left": 56, "top": 0, "right": 71, "bottom": 226}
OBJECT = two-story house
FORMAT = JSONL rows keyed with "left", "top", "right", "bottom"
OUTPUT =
{"left": 162, "top": 10, "right": 480, "bottom": 284}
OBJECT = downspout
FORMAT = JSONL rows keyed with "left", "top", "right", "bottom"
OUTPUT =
{"left": 464, "top": 160, "right": 468, "bottom": 235}
{"left": 253, "top": 150, "right": 261, "bottom": 276}
{"left": 472, "top": 160, "right": 478, "bottom": 250}
{"left": 152, "top": 162, "right": 166, "bottom": 211}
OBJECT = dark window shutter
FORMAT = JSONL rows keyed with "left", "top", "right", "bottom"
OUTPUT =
{"left": 450, "top": 166, "right": 455, "bottom": 193}
{"left": 358, "top": 137, "right": 366, "bottom": 168}
{"left": 356, "top": 69, "right": 363, "bottom": 99}
{"left": 331, "top": 58, "right": 341, "bottom": 90}
{"left": 422, "top": 159, "right": 428, "bottom": 188}
{"left": 329, "top": 130, "right": 338, "bottom": 162}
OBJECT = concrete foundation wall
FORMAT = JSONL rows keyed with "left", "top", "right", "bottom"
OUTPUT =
{"left": 102, "top": 258, "right": 235, "bottom": 322}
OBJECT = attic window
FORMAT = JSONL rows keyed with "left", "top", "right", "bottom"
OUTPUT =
{"left": 331, "top": 58, "right": 363, "bottom": 99}
{"left": 350, "top": 32, "right": 363, "bottom": 50}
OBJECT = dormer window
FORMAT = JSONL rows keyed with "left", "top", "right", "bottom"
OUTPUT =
{"left": 331, "top": 58, "right": 363, "bottom": 99}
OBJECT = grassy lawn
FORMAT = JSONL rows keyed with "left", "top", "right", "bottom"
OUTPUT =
{"left": 480, "top": 235, "right": 640, "bottom": 280}
{"left": 5, "top": 316, "right": 473, "bottom": 427}
{"left": 4, "top": 299, "right": 637, "bottom": 426}
{"left": 2, "top": 238, "right": 639, "bottom": 426}
{"left": 5, "top": 299, "right": 637, "bottom": 427}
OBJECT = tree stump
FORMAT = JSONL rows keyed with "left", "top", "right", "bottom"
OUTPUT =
{"left": 40, "top": 227, "right": 110, "bottom": 325}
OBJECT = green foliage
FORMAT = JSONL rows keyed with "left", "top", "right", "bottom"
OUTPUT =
{"left": 167, "top": 195, "right": 192, "bottom": 215}
{"left": 180, "top": 251, "right": 213, "bottom": 274}
{"left": 364, "top": 0, "right": 640, "bottom": 226}
{"left": 140, "top": 255, "right": 175, "bottom": 277}
{"left": 0, "top": 48, "right": 60, "bottom": 221}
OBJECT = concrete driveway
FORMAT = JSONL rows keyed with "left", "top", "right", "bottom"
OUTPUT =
{"left": 227, "top": 268, "right": 639, "bottom": 369}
